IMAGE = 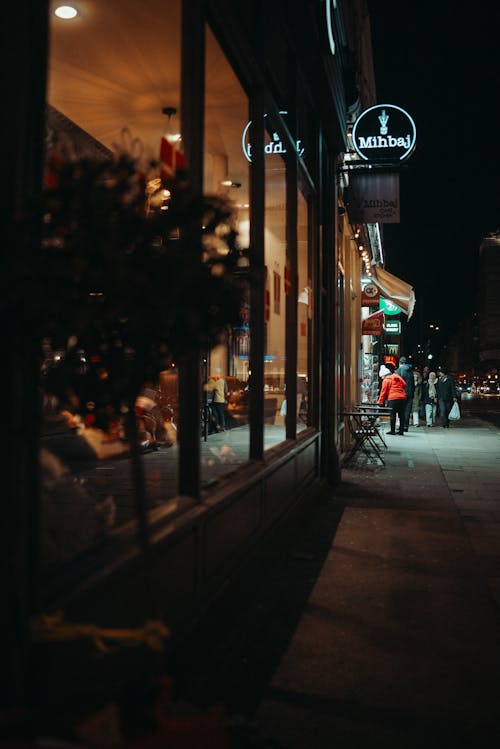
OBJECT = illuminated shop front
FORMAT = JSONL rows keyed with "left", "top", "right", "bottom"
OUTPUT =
{"left": 4, "top": 0, "right": 378, "bottom": 701}
{"left": 41, "top": 0, "right": 319, "bottom": 563}
{"left": 338, "top": 102, "right": 417, "bottom": 441}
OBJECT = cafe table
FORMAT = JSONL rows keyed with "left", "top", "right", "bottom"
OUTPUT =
{"left": 354, "top": 403, "right": 392, "bottom": 447}
{"left": 340, "top": 404, "right": 391, "bottom": 466}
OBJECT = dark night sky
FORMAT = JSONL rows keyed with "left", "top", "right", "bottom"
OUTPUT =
{"left": 367, "top": 1, "right": 500, "bottom": 350}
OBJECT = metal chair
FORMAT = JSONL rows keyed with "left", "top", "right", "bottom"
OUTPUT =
{"left": 341, "top": 409, "right": 386, "bottom": 466}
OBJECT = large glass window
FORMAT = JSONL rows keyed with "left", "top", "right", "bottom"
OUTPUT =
{"left": 41, "top": 0, "right": 181, "bottom": 571}
{"left": 264, "top": 123, "right": 287, "bottom": 446}
{"left": 297, "top": 190, "right": 310, "bottom": 429}
{"left": 201, "top": 26, "right": 251, "bottom": 485}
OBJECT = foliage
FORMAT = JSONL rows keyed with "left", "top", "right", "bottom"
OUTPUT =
{"left": 39, "top": 152, "right": 247, "bottom": 406}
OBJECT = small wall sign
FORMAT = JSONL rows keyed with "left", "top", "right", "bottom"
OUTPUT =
{"left": 361, "top": 283, "right": 380, "bottom": 306}
{"left": 384, "top": 320, "right": 401, "bottom": 335}
{"left": 351, "top": 104, "right": 416, "bottom": 162}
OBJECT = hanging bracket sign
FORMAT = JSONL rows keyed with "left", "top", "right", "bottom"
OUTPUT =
{"left": 362, "top": 309, "right": 384, "bottom": 336}
{"left": 361, "top": 282, "right": 380, "bottom": 306}
{"left": 351, "top": 104, "right": 416, "bottom": 163}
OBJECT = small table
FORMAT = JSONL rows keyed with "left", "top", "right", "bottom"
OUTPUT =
{"left": 354, "top": 404, "right": 392, "bottom": 447}
{"left": 341, "top": 407, "right": 389, "bottom": 466}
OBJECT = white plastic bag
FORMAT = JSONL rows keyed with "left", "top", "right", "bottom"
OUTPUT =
{"left": 448, "top": 401, "right": 461, "bottom": 420}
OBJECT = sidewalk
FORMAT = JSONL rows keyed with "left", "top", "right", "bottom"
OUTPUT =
{"left": 252, "top": 413, "right": 500, "bottom": 748}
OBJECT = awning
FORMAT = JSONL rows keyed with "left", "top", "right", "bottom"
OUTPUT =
{"left": 372, "top": 266, "right": 416, "bottom": 319}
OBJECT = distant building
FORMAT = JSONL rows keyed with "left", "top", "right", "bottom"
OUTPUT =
{"left": 478, "top": 231, "right": 500, "bottom": 367}
{"left": 445, "top": 313, "right": 479, "bottom": 376}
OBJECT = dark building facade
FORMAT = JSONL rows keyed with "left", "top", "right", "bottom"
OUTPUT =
{"left": 3, "top": 0, "right": 378, "bottom": 707}
{"left": 478, "top": 231, "right": 500, "bottom": 369}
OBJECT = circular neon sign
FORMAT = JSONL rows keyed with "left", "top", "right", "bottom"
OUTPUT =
{"left": 351, "top": 104, "right": 416, "bottom": 162}
{"left": 325, "top": 0, "right": 337, "bottom": 55}
{"left": 363, "top": 283, "right": 379, "bottom": 299}
{"left": 241, "top": 111, "right": 305, "bottom": 163}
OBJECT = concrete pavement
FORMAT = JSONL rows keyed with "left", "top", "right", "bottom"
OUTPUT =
{"left": 48, "top": 407, "right": 500, "bottom": 747}
{"left": 252, "top": 412, "right": 500, "bottom": 748}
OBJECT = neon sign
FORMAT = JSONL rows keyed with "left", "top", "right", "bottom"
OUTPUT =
{"left": 241, "top": 111, "right": 305, "bottom": 163}
{"left": 351, "top": 104, "right": 416, "bottom": 162}
{"left": 384, "top": 320, "right": 401, "bottom": 334}
{"left": 325, "top": 0, "right": 337, "bottom": 55}
{"left": 379, "top": 297, "right": 401, "bottom": 316}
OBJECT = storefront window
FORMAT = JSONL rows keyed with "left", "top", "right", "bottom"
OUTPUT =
{"left": 297, "top": 190, "right": 310, "bottom": 429}
{"left": 264, "top": 124, "right": 287, "bottom": 445}
{"left": 201, "top": 26, "right": 251, "bottom": 484}
{"left": 337, "top": 262, "right": 346, "bottom": 415}
{"left": 41, "top": 0, "right": 181, "bottom": 570}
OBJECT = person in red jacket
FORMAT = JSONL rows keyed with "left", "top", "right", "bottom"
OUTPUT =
{"left": 378, "top": 362, "right": 407, "bottom": 436}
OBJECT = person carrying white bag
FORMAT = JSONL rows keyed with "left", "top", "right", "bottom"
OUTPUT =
{"left": 436, "top": 366, "right": 459, "bottom": 428}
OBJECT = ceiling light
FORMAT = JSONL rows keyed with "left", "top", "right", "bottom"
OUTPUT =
{"left": 162, "top": 106, "right": 181, "bottom": 144}
{"left": 54, "top": 5, "right": 78, "bottom": 19}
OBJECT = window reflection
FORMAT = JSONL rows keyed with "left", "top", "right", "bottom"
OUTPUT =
{"left": 264, "top": 129, "right": 287, "bottom": 445}
{"left": 201, "top": 26, "right": 251, "bottom": 485}
{"left": 41, "top": 0, "right": 181, "bottom": 570}
{"left": 297, "top": 190, "right": 310, "bottom": 429}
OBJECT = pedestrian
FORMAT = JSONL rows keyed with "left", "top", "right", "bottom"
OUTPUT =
{"left": 419, "top": 366, "right": 429, "bottom": 420}
{"left": 412, "top": 370, "right": 422, "bottom": 426}
{"left": 396, "top": 356, "right": 415, "bottom": 432}
{"left": 206, "top": 368, "right": 229, "bottom": 432}
{"left": 377, "top": 363, "right": 407, "bottom": 436}
{"left": 422, "top": 371, "right": 438, "bottom": 426}
{"left": 436, "top": 366, "right": 458, "bottom": 428}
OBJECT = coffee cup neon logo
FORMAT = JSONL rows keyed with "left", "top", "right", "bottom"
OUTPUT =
{"left": 241, "top": 111, "right": 305, "bottom": 163}
{"left": 352, "top": 104, "right": 416, "bottom": 162}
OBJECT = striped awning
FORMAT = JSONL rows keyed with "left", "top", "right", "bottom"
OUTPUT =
{"left": 372, "top": 266, "right": 416, "bottom": 318}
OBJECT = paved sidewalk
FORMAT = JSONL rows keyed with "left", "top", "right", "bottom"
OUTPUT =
{"left": 254, "top": 414, "right": 500, "bottom": 748}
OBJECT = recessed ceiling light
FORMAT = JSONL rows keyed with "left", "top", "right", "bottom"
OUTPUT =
{"left": 54, "top": 5, "right": 78, "bottom": 19}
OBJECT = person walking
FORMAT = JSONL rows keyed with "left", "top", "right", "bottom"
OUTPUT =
{"left": 378, "top": 363, "right": 407, "bottom": 436}
{"left": 396, "top": 356, "right": 415, "bottom": 432}
{"left": 412, "top": 370, "right": 422, "bottom": 426}
{"left": 422, "top": 371, "right": 438, "bottom": 426}
{"left": 436, "top": 366, "right": 458, "bottom": 428}
{"left": 207, "top": 369, "right": 229, "bottom": 432}
{"left": 419, "top": 366, "right": 429, "bottom": 420}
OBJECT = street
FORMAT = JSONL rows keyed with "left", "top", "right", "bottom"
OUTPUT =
{"left": 464, "top": 393, "right": 500, "bottom": 428}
